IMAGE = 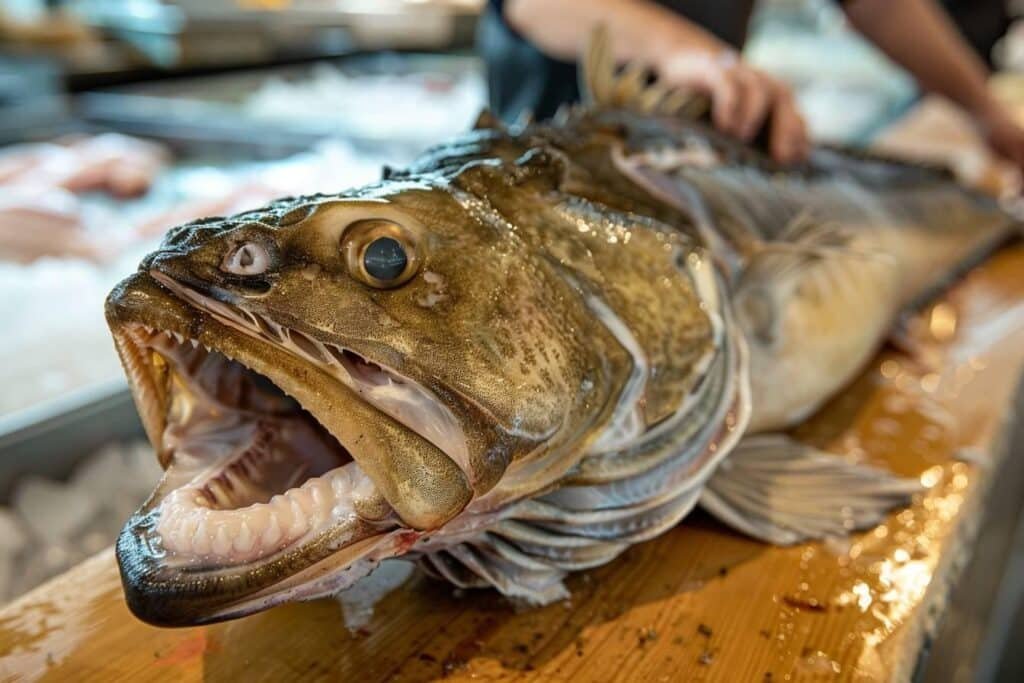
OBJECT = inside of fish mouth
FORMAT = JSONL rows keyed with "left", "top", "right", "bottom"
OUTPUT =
{"left": 134, "top": 326, "right": 395, "bottom": 566}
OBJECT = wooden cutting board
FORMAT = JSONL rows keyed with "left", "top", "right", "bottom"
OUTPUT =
{"left": 0, "top": 242, "right": 1022, "bottom": 683}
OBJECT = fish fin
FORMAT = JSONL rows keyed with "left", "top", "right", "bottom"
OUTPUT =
{"left": 421, "top": 539, "right": 569, "bottom": 605}
{"left": 733, "top": 213, "right": 876, "bottom": 345}
{"left": 581, "top": 25, "right": 708, "bottom": 119}
{"left": 734, "top": 284, "right": 779, "bottom": 346}
{"left": 815, "top": 143, "right": 957, "bottom": 184}
{"left": 699, "top": 433, "right": 923, "bottom": 545}
{"left": 473, "top": 108, "right": 504, "bottom": 131}
{"left": 741, "top": 211, "right": 896, "bottom": 293}
{"left": 552, "top": 103, "right": 573, "bottom": 125}
{"left": 514, "top": 108, "right": 535, "bottom": 127}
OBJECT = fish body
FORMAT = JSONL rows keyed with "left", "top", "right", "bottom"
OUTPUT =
{"left": 106, "top": 43, "right": 1015, "bottom": 625}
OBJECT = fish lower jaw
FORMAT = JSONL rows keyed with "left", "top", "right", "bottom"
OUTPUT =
{"left": 156, "top": 460, "right": 374, "bottom": 565}
{"left": 123, "top": 322, "right": 397, "bottom": 569}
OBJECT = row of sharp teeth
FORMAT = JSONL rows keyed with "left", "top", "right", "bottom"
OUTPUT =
{"left": 141, "top": 325, "right": 201, "bottom": 350}
{"left": 162, "top": 281, "right": 476, "bottom": 475}
{"left": 156, "top": 288, "right": 396, "bottom": 386}
{"left": 197, "top": 430, "right": 278, "bottom": 508}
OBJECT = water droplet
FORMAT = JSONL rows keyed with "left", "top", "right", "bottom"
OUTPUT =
{"left": 919, "top": 466, "right": 943, "bottom": 488}
{"left": 879, "top": 359, "right": 901, "bottom": 379}
{"left": 920, "top": 373, "right": 941, "bottom": 393}
{"left": 928, "top": 303, "right": 958, "bottom": 341}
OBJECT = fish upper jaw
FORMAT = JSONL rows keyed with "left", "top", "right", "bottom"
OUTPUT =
{"left": 105, "top": 271, "right": 475, "bottom": 625}
{"left": 149, "top": 263, "right": 478, "bottom": 514}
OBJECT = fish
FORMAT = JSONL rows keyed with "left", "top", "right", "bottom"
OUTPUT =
{"left": 105, "top": 29, "right": 1018, "bottom": 626}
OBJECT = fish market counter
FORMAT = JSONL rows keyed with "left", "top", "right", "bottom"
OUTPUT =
{"left": 1, "top": 245, "right": 1023, "bottom": 682}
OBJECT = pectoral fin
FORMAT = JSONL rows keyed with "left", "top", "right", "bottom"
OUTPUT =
{"left": 700, "top": 434, "right": 923, "bottom": 545}
{"left": 742, "top": 212, "right": 894, "bottom": 286}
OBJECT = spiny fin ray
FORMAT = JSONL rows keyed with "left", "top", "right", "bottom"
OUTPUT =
{"left": 699, "top": 434, "right": 923, "bottom": 545}
{"left": 581, "top": 24, "right": 708, "bottom": 119}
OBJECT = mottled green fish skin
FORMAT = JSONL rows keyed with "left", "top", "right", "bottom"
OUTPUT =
{"left": 105, "top": 103, "right": 1015, "bottom": 624}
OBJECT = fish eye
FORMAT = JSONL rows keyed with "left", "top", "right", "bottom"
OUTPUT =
{"left": 222, "top": 242, "right": 270, "bottom": 276}
{"left": 363, "top": 237, "right": 407, "bottom": 281}
{"left": 342, "top": 219, "right": 420, "bottom": 288}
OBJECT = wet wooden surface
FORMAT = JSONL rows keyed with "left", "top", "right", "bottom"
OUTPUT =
{"left": 0, "top": 245, "right": 1022, "bottom": 682}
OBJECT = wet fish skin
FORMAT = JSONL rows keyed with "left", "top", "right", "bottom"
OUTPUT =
{"left": 105, "top": 37, "right": 1017, "bottom": 622}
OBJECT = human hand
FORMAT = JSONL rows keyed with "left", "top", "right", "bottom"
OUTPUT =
{"left": 659, "top": 49, "right": 809, "bottom": 164}
{"left": 974, "top": 101, "right": 1024, "bottom": 171}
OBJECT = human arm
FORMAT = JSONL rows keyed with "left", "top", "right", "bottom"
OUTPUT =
{"left": 844, "top": 0, "right": 1024, "bottom": 168}
{"left": 503, "top": 0, "right": 810, "bottom": 162}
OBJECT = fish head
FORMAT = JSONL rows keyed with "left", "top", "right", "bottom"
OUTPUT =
{"left": 106, "top": 175, "right": 622, "bottom": 625}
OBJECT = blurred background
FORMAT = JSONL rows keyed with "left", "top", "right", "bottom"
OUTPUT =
{"left": 0, "top": 0, "right": 1023, "bottom": 677}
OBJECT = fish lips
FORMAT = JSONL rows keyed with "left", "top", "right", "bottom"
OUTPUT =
{"left": 115, "top": 506, "right": 393, "bottom": 627}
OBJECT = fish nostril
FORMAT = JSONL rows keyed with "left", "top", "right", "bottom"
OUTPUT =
{"left": 161, "top": 217, "right": 228, "bottom": 250}
{"left": 163, "top": 223, "right": 203, "bottom": 247}
{"left": 165, "top": 228, "right": 188, "bottom": 246}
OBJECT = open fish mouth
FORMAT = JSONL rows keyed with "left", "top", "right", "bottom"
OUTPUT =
{"left": 132, "top": 325, "right": 384, "bottom": 564}
{"left": 107, "top": 271, "right": 464, "bottom": 626}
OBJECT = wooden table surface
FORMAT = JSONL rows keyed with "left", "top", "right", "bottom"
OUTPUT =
{"left": 1, "top": 246, "right": 1022, "bottom": 683}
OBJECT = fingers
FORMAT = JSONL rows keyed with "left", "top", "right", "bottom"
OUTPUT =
{"left": 709, "top": 71, "right": 741, "bottom": 134}
{"left": 732, "top": 69, "right": 772, "bottom": 141}
{"left": 769, "top": 89, "right": 809, "bottom": 164}
{"left": 980, "top": 111, "right": 1024, "bottom": 173}
{"left": 1002, "top": 137, "right": 1024, "bottom": 171}
{"left": 710, "top": 69, "right": 769, "bottom": 140}
{"left": 661, "top": 51, "right": 810, "bottom": 164}
{"left": 710, "top": 68, "right": 807, "bottom": 163}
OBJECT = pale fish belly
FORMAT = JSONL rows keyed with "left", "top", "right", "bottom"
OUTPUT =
{"left": 741, "top": 221, "right": 1005, "bottom": 433}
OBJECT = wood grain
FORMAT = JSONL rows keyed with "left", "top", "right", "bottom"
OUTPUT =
{"left": 1, "top": 245, "right": 1023, "bottom": 683}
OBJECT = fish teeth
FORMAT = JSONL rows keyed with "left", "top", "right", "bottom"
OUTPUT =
{"left": 234, "top": 521, "right": 255, "bottom": 554}
{"left": 307, "top": 479, "right": 334, "bottom": 524}
{"left": 271, "top": 494, "right": 295, "bottom": 537}
{"left": 312, "top": 340, "right": 332, "bottom": 364}
{"left": 263, "top": 514, "right": 283, "bottom": 549}
{"left": 286, "top": 497, "right": 309, "bottom": 540}
{"left": 192, "top": 518, "right": 211, "bottom": 555}
{"left": 212, "top": 524, "right": 232, "bottom": 556}
{"left": 165, "top": 518, "right": 185, "bottom": 550}
{"left": 241, "top": 311, "right": 260, "bottom": 329}
{"left": 207, "top": 479, "right": 229, "bottom": 506}
{"left": 179, "top": 513, "right": 199, "bottom": 543}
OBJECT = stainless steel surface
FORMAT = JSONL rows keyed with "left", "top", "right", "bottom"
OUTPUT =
{"left": 78, "top": 54, "right": 484, "bottom": 155}
{"left": 73, "top": 0, "right": 480, "bottom": 69}
{"left": 0, "top": 381, "right": 143, "bottom": 504}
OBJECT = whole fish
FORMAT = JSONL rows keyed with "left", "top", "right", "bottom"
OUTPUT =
{"left": 106, "top": 32, "right": 1016, "bottom": 625}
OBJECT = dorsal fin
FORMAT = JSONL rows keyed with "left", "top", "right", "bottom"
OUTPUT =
{"left": 473, "top": 108, "right": 504, "bottom": 131}
{"left": 580, "top": 24, "right": 708, "bottom": 119}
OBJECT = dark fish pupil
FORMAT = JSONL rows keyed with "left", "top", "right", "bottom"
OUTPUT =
{"left": 363, "top": 237, "right": 407, "bottom": 281}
